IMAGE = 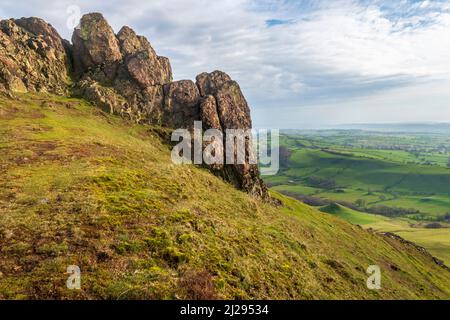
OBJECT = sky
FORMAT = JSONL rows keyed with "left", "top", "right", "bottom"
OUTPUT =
{"left": 1, "top": 0, "right": 450, "bottom": 129}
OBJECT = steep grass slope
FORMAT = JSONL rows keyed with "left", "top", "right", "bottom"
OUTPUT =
{"left": 0, "top": 93, "right": 449, "bottom": 300}
{"left": 365, "top": 219, "right": 450, "bottom": 267}
{"left": 319, "top": 203, "right": 450, "bottom": 265}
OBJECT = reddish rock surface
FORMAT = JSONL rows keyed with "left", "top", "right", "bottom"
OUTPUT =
{"left": 195, "top": 71, "right": 269, "bottom": 200}
{"left": 163, "top": 80, "right": 200, "bottom": 128}
{"left": 0, "top": 17, "right": 71, "bottom": 94}
{"left": 72, "top": 13, "right": 122, "bottom": 77}
{"left": 196, "top": 71, "right": 232, "bottom": 97}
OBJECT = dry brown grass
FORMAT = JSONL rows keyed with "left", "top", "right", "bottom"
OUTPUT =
{"left": 179, "top": 269, "right": 218, "bottom": 300}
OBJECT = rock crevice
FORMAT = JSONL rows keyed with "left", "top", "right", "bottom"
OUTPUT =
{"left": 0, "top": 17, "right": 71, "bottom": 94}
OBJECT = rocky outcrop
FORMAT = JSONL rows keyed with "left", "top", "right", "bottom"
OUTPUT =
{"left": 71, "top": 13, "right": 172, "bottom": 125}
{"left": 200, "top": 95, "right": 222, "bottom": 130}
{"left": 72, "top": 13, "right": 122, "bottom": 78}
{"left": 163, "top": 80, "right": 200, "bottom": 128}
{"left": 215, "top": 81, "right": 252, "bottom": 129}
{"left": 77, "top": 79, "right": 127, "bottom": 115}
{"left": 196, "top": 71, "right": 232, "bottom": 97}
{"left": 0, "top": 12, "right": 269, "bottom": 200}
{"left": 0, "top": 17, "right": 71, "bottom": 94}
{"left": 196, "top": 71, "right": 269, "bottom": 200}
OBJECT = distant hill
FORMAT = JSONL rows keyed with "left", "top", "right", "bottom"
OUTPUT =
{"left": 338, "top": 123, "right": 450, "bottom": 134}
{"left": 320, "top": 203, "right": 387, "bottom": 226}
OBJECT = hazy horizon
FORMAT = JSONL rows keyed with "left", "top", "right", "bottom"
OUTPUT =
{"left": 275, "top": 121, "right": 450, "bottom": 131}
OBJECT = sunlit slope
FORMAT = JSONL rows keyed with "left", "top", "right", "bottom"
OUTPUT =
{"left": 0, "top": 93, "right": 449, "bottom": 300}
{"left": 365, "top": 219, "right": 450, "bottom": 267}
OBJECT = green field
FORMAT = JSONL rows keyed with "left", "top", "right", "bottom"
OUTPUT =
{"left": 366, "top": 220, "right": 450, "bottom": 266}
{"left": 266, "top": 131, "right": 450, "bottom": 265}
{"left": 267, "top": 133, "right": 450, "bottom": 219}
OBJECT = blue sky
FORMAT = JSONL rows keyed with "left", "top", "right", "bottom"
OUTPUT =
{"left": 2, "top": 0, "right": 450, "bottom": 129}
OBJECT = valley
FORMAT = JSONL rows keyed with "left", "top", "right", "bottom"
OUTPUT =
{"left": 265, "top": 130, "right": 450, "bottom": 265}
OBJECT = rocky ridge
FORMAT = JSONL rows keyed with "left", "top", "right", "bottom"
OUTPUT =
{"left": 0, "top": 17, "right": 71, "bottom": 94}
{"left": 0, "top": 13, "right": 269, "bottom": 200}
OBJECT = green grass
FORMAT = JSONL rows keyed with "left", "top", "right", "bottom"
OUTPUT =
{"left": 280, "top": 131, "right": 450, "bottom": 167}
{"left": 320, "top": 204, "right": 388, "bottom": 226}
{"left": 286, "top": 148, "right": 450, "bottom": 196}
{"left": 271, "top": 146, "right": 450, "bottom": 219}
{"left": 0, "top": 93, "right": 449, "bottom": 300}
{"left": 271, "top": 184, "right": 321, "bottom": 196}
{"left": 365, "top": 219, "right": 450, "bottom": 266}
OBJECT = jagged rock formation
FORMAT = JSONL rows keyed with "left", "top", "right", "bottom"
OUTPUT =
{"left": 72, "top": 13, "right": 172, "bottom": 124}
{"left": 163, "top": 80, "right": 201, "bottom": 128}
{"left": 0, "top": 13, "right": 269, "bottom": 200}
{"left": 0, "top": 17, "right": 71, "bottom": 94}
{"left": 72, "top": 13, "right": 122, "bottom": 77}
{"left": 195, "top": 72, "right": 268, "bottom": 199}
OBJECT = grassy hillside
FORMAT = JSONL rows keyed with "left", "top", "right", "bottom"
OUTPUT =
{"left": 279, "top": 131, "right": 450, "bottom": 168}
{"left": 284, "top": 148, "right": 450, "bottom": 196}
{"left": 0, "top": 93, "right": 449, "bottom": 300}
{"left": 318, "top": 204, "right": 450, "bottom": 265}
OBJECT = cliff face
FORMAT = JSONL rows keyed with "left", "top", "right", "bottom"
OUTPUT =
{"left": 0, "top": 13, "right": 269, "bottom": 200}
{"left": 0, "top": 17, "right": 71, "bottom": 95}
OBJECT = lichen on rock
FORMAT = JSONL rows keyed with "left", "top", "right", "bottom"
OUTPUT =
{"left": 0, "top": 17, "right": 71, "bottom": 95}
{"left": 163, "top": 80, "right": 200, "bottom": 128}
{"left": 72, "top": 12, "right": 122, "bottom": 78}
{"left": 71, "top": 13, "right": 172, "bottom": 125}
